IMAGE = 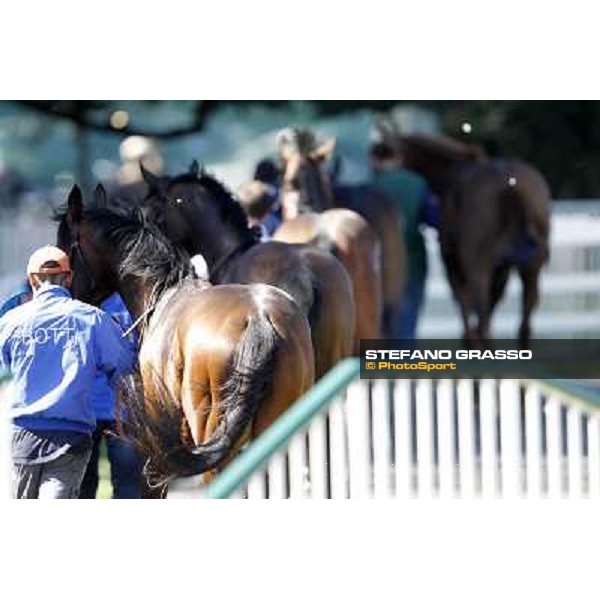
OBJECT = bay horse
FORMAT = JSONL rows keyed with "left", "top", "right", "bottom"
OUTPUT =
{"left": 140, "top": 163, "right": 355, "bottom": 380}
{"left": 400, "top": 133, "right": 551, "bottom": 345}
{"left": 56, "top": 185, "right": 315, "bottom": 492}
{"left": 271, "top": 128, "right": 383, "bottom": 353}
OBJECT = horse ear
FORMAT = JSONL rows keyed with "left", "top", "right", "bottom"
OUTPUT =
{"left": 276, "top": 128, "right": 296, "bottom": 163}
{"left": 310, "top": 137, "right": 337, "bottom": 163}
{"left": 189, "top": 159, "right": 200, "bottom": 178}
{"left": 67, "top": 184, "right": 83, "bottom": 224}
{"left": 140, "top": 161, "right": 162, "bottom": 193}
{"left": 93, "top": 183, "right": 108, "bottom": 208}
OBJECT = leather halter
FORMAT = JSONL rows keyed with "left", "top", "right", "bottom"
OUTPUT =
{"left": 68, "top": 221, "right": 98, "bottom": 300}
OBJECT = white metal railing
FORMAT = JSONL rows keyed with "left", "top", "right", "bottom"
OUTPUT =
{"left": 206, "top": 373, "right": 600, "bottom": 499}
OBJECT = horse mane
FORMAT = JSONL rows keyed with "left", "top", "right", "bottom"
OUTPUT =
{"left": 277, "top": 126, "right": 317, "bottom": 157}
{"left": 402, "top": 133, "right": 486, "bottom": 162}
{"left": 56, "top": 205, "right": 193, "bottom": 304}
{"left": 169, "top": 169, "right": 259, "bottom": 243}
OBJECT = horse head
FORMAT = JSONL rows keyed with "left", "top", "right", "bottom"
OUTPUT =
{"left": 55, "top": 184, "right": 118, "bottom": 306}
{"left": 276, "top": 126, "right": 336, "bottom": 219}
{"left": 141, "top": 163, "right": 256, "bottom": 269}
{"left": 400, "top": 133, "right": 486, "bottom": 197}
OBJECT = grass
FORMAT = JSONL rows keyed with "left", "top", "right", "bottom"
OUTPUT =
{"left": 96, "top": 442, "right": 113, "bottom": 499}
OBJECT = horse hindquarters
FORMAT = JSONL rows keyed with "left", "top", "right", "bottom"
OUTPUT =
{"left": 274, "top": 210, "right": 383, "bottom": 354}
{"left": 226, "top": 241, "right": 354, "bottom": 379}
{"left": 336, "top": 230, "right": 382, "bottom": 353}
{"left": 302, "top": 248, "right": 355, "bottom": 378}
{"left": 181, "top": 286, "right": 315, "bottom": 477}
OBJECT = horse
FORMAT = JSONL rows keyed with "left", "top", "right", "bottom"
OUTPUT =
{"left": 331, "top": 181, "right": 406, "bottom": 336}
{"left": 56, "top": 184, "right": 315, "bottom": 494}
{"left": 399, "top": 133, "right": 551, "bottom": 345}
{"left": 140, "top": 163, "right": 355, "bottom": 380}
{"left": 271, "top": 128, "right": 383, "bottom": 353}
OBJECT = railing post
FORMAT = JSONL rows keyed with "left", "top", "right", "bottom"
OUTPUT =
{"left": 457, "top": 380, "right": 476, "bottom": 498}
{"left": 566, "top": 407, "right": 584, "bottom": 498}
{"left": 372, "top": 380, "right": 392, "bottom": 498}
{"left": 266, "top": 452, "right": 287, "bottom": 499}
{"left": 587, "top": 414, "right": 600, "bottom": 498}
{"left": 480, "top": 379, "right": 498, "bottom": 498}
{"left": 524, "top": 384, "right": 543, "bottom": 498}
{"left": 416, "top": 379, "right": 435, "bottom": 498}
{"left": 308, "top": 412, "right": 328, "bottom": 499}
{"left": 328, "top": 395, "right": 349, "bottom": 499}
{"left": 346, "top": 379, "right": 371, "bottom": 498}
{"left": 436, "top": 379, "right": 456, "bottom": 498}
{"left": 288, "top": 433, "right": 309, "bottom": 498}
{"left": 546, "top": 394, "right": 564, "bottom": 498}
{"left": 393, "top": 379, "right": 413, "bottom": 498}
{"left": 499, "top": 380, "right": 522, "bottom": 498}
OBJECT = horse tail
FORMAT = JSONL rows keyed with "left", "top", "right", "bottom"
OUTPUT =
{"left": 500, "top": 174, "right": 549, "bottom": 266}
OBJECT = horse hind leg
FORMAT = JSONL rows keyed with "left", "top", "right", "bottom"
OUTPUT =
{"left": 517, "top": 264, "right": 541, "bottom": 348}
{"left": 490, "top": 265, "right": 511, "bottom": 312}
{"left": 475, "top": 264, "right": 512, "bottom": 343}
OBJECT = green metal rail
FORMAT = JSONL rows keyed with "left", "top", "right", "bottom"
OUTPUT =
{"left": 205, "top": 358, "right": 361, "bottom": 499}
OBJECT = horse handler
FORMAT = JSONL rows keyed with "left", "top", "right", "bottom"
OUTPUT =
{"left": 0, "top": 246, "right": 136, "bottom": 499}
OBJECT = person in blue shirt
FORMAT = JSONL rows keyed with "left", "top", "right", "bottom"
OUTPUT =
{"left": 0, "top": 246, "right": 136, "bottom": 499}
{"left": 0, "top": 279, "right": 32, "bottom": 319}
{"left": 237, "top": 180, "right": 282, "bottom": 241}
{"left": 79, "top": 292, "right": 144, "bottom": 499}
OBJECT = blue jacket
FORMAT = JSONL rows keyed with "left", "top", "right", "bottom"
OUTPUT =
{"left": 0, "top": 285, "right": 136, "bottom": 434}
{"left": 91, "top": 293, "right": 136, "bottom": 421}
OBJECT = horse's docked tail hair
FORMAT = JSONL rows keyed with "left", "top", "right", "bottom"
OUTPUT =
{"left": 119, "top": 312, "right": 281, "bottom": 485}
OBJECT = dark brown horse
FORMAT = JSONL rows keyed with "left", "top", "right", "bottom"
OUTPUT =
{"left": 331, "top": 181, "right": 406, "bottom": 336}
{"left": 400, "top": 133, "right": 550, "bottom": 345}
{"left": 140, "top": 164, "right": 355, "bottom": 380}
{"left": 56, "top": 185, "right": 315, "bottom": 492}
{"left": 271, "top": 128, "right": 383, "bottom": 353}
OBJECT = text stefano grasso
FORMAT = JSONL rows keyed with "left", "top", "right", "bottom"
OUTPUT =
{"left": 364, "top": 349, "right": 532, "bottom": 361}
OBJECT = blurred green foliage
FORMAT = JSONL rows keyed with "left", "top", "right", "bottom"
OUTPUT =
{"left": 3, "top": 101, "right": 600, "bottom": 198}
{"left": 424, "top": 100, "right": 600, "bottom": 197}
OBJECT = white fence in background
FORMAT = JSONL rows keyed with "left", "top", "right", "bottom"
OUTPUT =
{"left": 1, "top": 201, "right": 600, "bottom": 338}
{"left": 220, "top": 378, "right": 600, "bottom": 499}
{"left": 0, "top": 210, "right": 56, "bottom": 298}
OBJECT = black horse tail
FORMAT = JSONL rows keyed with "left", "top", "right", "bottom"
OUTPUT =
{"left": 121, "top": 310, "right": 281, "bottom": 485}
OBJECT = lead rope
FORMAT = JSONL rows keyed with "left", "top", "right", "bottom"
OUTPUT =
{"left": 121, "top": 304, "right": 155, "bottom": 339}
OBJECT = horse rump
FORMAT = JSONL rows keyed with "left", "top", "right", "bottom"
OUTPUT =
{"left": 118, "top": 311, "right": 282, "bottom": 485}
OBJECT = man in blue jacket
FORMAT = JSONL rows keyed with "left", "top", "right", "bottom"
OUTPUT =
{"left": 79, "top": 292, "right": 143, "bottom": 499}
{"left": 0, "top": 246, "right": 136, "bottom": 499}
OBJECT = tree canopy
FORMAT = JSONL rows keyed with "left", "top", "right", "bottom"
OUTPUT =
{"left": 13, "top": 100, "right": 600, "bottom": 198}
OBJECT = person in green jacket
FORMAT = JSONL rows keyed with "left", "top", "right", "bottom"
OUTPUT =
{"left": 369, "top": 139, "right": 440, "bottom": 339}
